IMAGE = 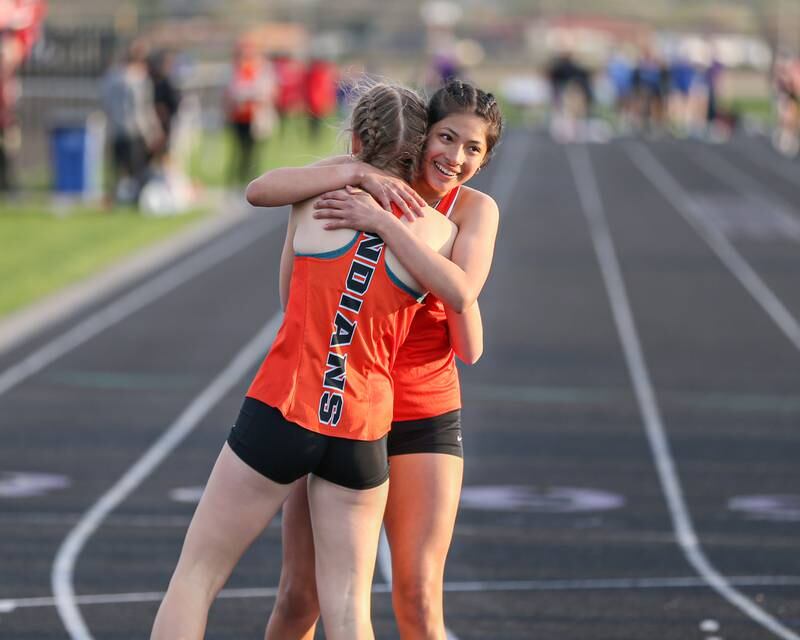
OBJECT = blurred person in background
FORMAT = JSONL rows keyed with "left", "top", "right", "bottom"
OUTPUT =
{"left": 0, "top": 0, "right": 46, "bottom": 193}
{"left": 606, "top": 49, "right": 635, "bottom": 132}
{"left": 430, "top": 51, "right": 462, "bottom": 87}
{"left": 419, "top": 43, "right": 464, "bottom": 98}
{"left": 303, "top": 57, "right": 337, "bottom": 140}
{"left": 547, "top": 49, "right": 593, "bottom": 142}
{"left": 773, "top": 53, "right": 800, "bottom": 157}
{"left": 666, "top": 53, "right": 696, "bottom": 137}
{"left": 686, "top": 56, "right": 712, "bottom": 138}
{"left": 224, "top": 38, "right": 276, "bottom": 187}
{"left": 102, "top": 40, "right": 163, "bottom": 206}
{"left": 701, "top": 57, "right": 726, "bottom": 139}
{"left": 147, "top": 48, "right": 181, "bottom": 169}
{"left": 272, "top": 53, "right": 306, "bottom": 136}
{"left": 138, "top": 48, "right": 197, "bottom": 216}
{"left": 684, "top": 55, "right": 733, "bottom": 143}
{"left": 630, "top": 49, "right": 669, "bottom": 135}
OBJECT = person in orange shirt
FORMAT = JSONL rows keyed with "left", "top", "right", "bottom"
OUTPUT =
{"left": 224, "top": 40, "right": 275, "bottom": 185}
{"left": 304, "top": 57, "right": 338, "bottom": 140}
{"left": 272, "top": 53, "right": 306, "bottom": 133}
{"left": 0, "top": 0, "right": 46, "bottom": 192}
{"left": 151, "top": 83, "right": 458, "bottom": 640}
{"left": 246, "top": 79, "right": 503, "bottom": 639}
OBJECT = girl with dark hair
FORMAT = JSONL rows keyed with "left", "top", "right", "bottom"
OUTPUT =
{"left": 246, "top": 78, "right": 504, "bottom": 639}
{"left": 150, "top": 83, "right": 457, "bottom": 640}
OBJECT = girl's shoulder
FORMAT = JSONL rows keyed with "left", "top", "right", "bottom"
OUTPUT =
{"left": 450, "top": 185, "right": 499, "bottom": 225}
{"left": 291, "top": 197, "right": 357, "bottom": 256}
{"left": 404, "top": 202, "right": 458, "bottom": 243}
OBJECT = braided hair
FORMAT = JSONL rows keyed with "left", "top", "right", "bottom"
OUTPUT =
{"left": 349, "top": 84, "right": 428, "bottom": 183}
{"left": 427, "top": 79, "right": 504, "bottom": 166}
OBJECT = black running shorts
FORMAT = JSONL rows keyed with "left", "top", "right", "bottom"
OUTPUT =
{"left": 227, "top": 397, "right": 389, "bottom": 490}
{"left": 387, "top": 409, "right": 463, "bottom": 458}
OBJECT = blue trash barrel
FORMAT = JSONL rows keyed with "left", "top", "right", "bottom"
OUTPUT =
{"left": 51, "top": 125, "right": 87, "bottom": 194}
{"left": 49, "top": 111, "right": 105, "bottom": 199}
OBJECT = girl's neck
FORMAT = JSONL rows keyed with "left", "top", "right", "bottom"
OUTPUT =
{"left": 413, "top": 182, "right": 448, "bottom": 206}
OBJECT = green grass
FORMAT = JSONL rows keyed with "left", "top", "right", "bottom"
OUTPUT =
{"left": 1, "top": 117, "right": 343, "bottom": 318}
{"left": 721, "top": 96, "right": 774, "bottom": 126}
{"left": 0, "top": 201, "right": 209, "bottom": 316}
{"left": 189, "top": 115, "right": 345, "bottom": 187}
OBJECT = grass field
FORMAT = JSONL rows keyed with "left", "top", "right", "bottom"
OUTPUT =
{"left": 721, "top": 96, "right": 774, "bottom": 125}
{"left": 0, "top": 202, "right": 208, "bottom": 316}
{"left": 189, "top": 115, "right": 344, "bottom": 187}
{"left": 2, "top": 117, "right": 342, "bottom": 318}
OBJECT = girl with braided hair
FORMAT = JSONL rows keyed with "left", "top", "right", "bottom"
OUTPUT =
{"left": 247, "top": 78, "right": 504, "bottom": 639}
{"left": 151, "top": 83, "right": 458, "bottom": 640}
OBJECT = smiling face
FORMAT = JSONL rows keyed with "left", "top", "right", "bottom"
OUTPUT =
{"left": 415, "top": 112, "right": 489, "bottom": 200}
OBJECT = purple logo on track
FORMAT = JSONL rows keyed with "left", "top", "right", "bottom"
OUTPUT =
{"left": 0, "top": 472, "right": 71, "bottom": 498}
{"left": 459, "top": 486, "right": 625, "bottom": 513}
{"left": 728, "top": 494, "right": 800, "bottom": 522}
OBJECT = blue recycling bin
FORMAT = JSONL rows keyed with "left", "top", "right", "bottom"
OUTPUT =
{"left": 50, "top": 112, "right": 104, "bottom": 199}
{"left": 51, "top": 125, "right": 86, "bottom": 193}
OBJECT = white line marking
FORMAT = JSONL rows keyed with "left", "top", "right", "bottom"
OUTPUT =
{"left": 567, "top": 144, "right": 800, "bottom": 640}
{"left": 5, "top": 575, "right": 800, "bottom": 612}
{"left": 0, "top": 215, "right": 283, "bottom": 400}
{"left": 0, "top": 201, "right": 254, "bottom": 356}
{"left": 51, "top": 314, "right": 283, "bottom": 640}
{"left": 732, "top": 136, "right": 800, "bottom": 188}
{"left": 687, "top": 144, "right": 800, "bottom": 229}
{"left": 626, "top": 142, "right": 800, "bottom": 353}
{"left": 489, "top": 130, "right": 530, "bottom": 210}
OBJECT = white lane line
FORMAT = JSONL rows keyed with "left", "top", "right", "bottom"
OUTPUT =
{"left": 7, "top": 575, "right": 800, "bottom": 612}
{"left": 687, "top": 143, "right": 800, "bottom": 227}
{"left": 0, "top": 214, "right": 284, "bottom": 400}
{"left": 626, "top": 142, "right": 800, "bottom": 353}
{"left": 731, "top": 136, "right": 800, "bottom": 189}
{"left": 51, "top": 314, "right": 283, "bottom": 640}
{"left": 567, "top": 144, "right": 800, "bottom": 640}
{"left": 488, "top": 129, "right": 531, "bottom": 210}
{"left": 0, "top": 200, "right": 253, "bottom": 357}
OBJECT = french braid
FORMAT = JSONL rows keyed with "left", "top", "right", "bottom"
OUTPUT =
{"left": 349, "top": 84, "right": 427, "bottom": 183}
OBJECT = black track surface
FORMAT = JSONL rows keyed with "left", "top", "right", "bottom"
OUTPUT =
{"left": 1, "top": 132, "right": 799, "bottom": 639}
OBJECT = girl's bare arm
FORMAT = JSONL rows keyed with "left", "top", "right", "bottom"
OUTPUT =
{"left": 246, "top": 157, "right": 425, "bottom": 217}
{"left": 445, "top": 301, "right": 484, "bottom": 364}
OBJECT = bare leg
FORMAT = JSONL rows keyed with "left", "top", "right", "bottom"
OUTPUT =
{"left": 308, "top": 474, "right": 389, "bottom": 640}
{"left": 384, "top": 453, "right": 463, "bottom": 640}
{"left": 151, "top": 444, "right": 293, "bottom": 639}
{"left": 264, "top": 480, "right": 320, "bottom": 640}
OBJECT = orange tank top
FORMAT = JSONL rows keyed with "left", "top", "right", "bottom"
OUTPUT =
{"left": 248, "top": 219, "right": 425, "bottom": 441}
{"left": 392, "top": 186, "right": 462, "bottom": 421}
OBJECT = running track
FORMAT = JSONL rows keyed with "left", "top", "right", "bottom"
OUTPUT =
{"left": 1, "top": 132, "right": 799, "bottom": 639}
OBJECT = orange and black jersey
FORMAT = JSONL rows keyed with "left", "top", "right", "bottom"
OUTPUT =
{"left": 392, "top": 186, "right": 462, "bottom": 421}
{"left": 248, "top": 213, "right": 425, "bottom": 441}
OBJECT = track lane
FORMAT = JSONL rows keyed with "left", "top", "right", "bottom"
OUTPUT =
{"left": 615, "top": 139, "right": 800, "bottom": 636}
{"left": 2, "top": 134, "right": 799, "bottom": 638}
